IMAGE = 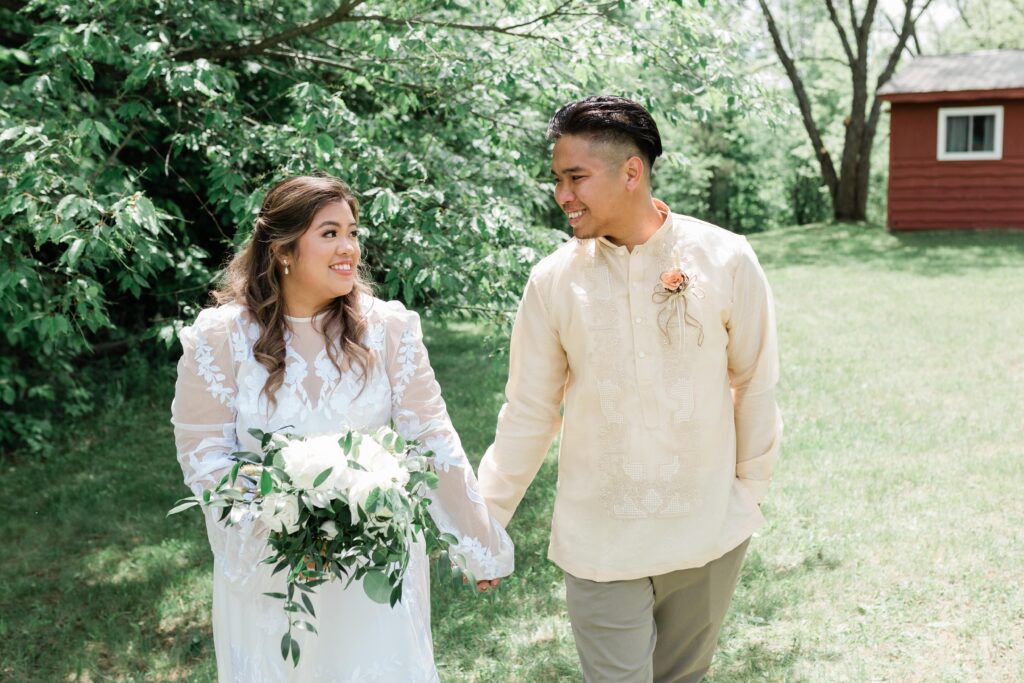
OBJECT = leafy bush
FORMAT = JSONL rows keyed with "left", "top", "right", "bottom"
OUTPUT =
{"left": 1, "top": 1, "right": 741, "bottom": 454}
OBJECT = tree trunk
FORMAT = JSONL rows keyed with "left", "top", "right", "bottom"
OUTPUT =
{"left": 760, "top": 0, "right": 924, "bottom": 224}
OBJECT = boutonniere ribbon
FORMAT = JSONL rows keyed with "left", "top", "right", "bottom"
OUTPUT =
{"left": 652, "top": 267, "right": 705, "bottom": 347}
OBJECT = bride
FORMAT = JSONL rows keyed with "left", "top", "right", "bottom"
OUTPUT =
{"left": 171, "top": 175, "right": 513, "bottom": 681}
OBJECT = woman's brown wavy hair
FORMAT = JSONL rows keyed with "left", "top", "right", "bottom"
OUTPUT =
{"left": 214, "top": 175, "right": 374, "bottom": 407}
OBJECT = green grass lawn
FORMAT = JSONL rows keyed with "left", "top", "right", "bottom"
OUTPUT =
{"left": 3, "top": 223, "right": 1023, "bottom": 681}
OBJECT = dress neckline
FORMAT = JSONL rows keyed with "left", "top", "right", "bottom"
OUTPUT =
{"left": 284, "top": 311, "right": 327, "bottom": 323}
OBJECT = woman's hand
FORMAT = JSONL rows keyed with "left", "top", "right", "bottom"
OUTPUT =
{"left": 476, "top": 578, "right": 500, "bottom": 593}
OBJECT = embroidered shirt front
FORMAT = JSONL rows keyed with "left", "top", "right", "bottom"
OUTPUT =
{"left": 478, "top": 200, "right": 783, "bottom": 582}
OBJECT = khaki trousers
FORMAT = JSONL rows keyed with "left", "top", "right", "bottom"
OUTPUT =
{"left": 563, "top": 538, "right": 749, "bottom": 683}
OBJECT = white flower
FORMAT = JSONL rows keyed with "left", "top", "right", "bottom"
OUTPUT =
{"left": 280, "top": 434, "right": 353, "bottom": 496}
{"left": 320, "top": 520, "right": 339, "bottom": 540}
{"left": 257, "top": 492, "right": 301, "bottom": 534}
{"left": 346, "top": 437, "right": 410, "bottom": 511}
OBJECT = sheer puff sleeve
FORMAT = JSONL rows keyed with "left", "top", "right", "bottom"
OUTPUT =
{"left": 171, "top": 306, "right": 267, "bottom": 586}
{"left": 381, "top": 301, "right": 515, "bottom": 580}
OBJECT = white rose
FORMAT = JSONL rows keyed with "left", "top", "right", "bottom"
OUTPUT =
{"left": 346, "top": 439, "right": 410, "bottom": 513}
{"left": 320, "top": 520, "right": 339, "bottom": 540}
{"left": 257, "top": 492, "right": 301, "bottom": 534}
{"left": 280, "top": 434, "right": 352, "bottom": 495}
{"left": 354, "top": 438, "right": 408, "bottom": 482}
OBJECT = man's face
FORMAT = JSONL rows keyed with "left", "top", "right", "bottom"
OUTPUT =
{"left": 551, "top": 134, "right": 632, "bottom": 241}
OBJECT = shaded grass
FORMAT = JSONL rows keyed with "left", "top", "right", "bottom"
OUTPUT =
{"left": 3, "top": 222, "right": 1023, "bottom": 681}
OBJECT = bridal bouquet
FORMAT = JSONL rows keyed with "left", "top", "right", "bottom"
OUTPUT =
{"left": 168, "top": 426, "right": 457, "bottom": 665}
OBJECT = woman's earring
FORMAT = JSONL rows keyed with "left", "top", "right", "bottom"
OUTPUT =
{"left": 283, "top": 260, "right": 290, "bottom": 275}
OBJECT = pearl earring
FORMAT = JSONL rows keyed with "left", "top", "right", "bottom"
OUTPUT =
{"left": 283, "top": 260, "right": 289, "bottom": 275}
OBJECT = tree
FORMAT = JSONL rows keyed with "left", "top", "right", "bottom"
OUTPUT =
{"left": 758, "top": 0, "right": 935, "bottom": 221}
{"left": 1, "top": 0, "right": 733, "bottom": 454}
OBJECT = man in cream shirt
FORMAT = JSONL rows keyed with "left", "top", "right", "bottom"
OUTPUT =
{"left": 478, "top": 96, "right": 782, "bottom": 682}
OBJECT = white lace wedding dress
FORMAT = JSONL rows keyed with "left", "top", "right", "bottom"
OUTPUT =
{"left": 171, "top": 296, "right": 514, "bottom": 682}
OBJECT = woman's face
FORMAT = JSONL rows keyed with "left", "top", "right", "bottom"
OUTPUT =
{"left": 280, "top": 200, "right": 361, "bottom": 316}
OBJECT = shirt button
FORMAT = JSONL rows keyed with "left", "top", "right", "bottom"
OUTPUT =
{"left": 632, "top": 282, "right": 641, "bottom": 288}
{"left": 634, "top": 317, "right": 643, "bottom": 324}
{"left": 638, "top": 351, "right": 647, "bottom": 359}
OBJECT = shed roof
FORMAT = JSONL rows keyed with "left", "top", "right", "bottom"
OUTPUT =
{"left": 877, "top": 49, "right": 1024, "bottom": 96}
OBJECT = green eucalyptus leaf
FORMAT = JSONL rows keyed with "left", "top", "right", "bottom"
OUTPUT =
{"left": 312, "top": 467, "right": 333, "bottom": 489}
{"left": 362, "top": 570, "right": 393, "bottom": 604}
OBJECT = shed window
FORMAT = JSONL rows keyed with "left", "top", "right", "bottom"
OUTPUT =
{"left": 937, "top": 106, "right": 1003, "bottom": 161}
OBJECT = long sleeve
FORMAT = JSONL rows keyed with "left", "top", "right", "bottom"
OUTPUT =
{"left": 385, "top": 304, "right": 514, "bottom": 580}
{"left": 477, "top": 273, "right": 569, "bottom": 528}
{"left": 171, "top": 308, "right": 266, "bottom": 584}
{"left": 727, "top": 240, "right": 783, "bottom": 505}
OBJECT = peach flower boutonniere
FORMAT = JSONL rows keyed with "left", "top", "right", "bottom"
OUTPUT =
{"left": 653, "top": 266, "right": 704, "bottom": 347}
{"left": 660, "top": 268, "right": 689, "bottom": 293}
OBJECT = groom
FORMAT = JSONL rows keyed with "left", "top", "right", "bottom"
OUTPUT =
{"left": 478, "top": 96, "right": 782, "bottom": 682}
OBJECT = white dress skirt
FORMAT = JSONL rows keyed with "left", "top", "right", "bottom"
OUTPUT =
{"left": 171, "top": 297, "right": 514, "bottom": 682}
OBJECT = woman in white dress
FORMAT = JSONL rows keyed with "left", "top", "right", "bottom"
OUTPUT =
{"left": 171, "top": 175, "right": 513, "bottom": 682}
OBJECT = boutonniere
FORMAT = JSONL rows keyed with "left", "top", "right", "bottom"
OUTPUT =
{"left": 652, "top": 267, "right": 704, "bottom": 347}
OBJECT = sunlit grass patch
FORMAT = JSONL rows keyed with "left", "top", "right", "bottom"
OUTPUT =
{"left": 5, "top": 223, "right": 1024, "bottom": 680}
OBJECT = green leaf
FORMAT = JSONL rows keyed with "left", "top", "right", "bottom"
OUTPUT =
{"left": 65, "top": 238, "right": 85, "bottom": 268}
{"left": 280, "top": 632, "right": 291, "bottom": 661}
{"left": 312, "top": 467, "right": 333, "bottom": 489}
{"left": 389, "top": 582, "right": 402, "bottom": 608}
{"left": 166, "top": 500, "right": 199, "bottom": 516}
{"left": 362, "top": 570, "right": 393, "bottom": 604}
{"left": 263, "top": 592, "right": 288, "bottom": 600}
{"left": 94, "top": 120, "right": 117, "bottom": 145}
{"left": 316, "top": 133, "right": 335, "bottom": 155}
{"left": 292, "top": 619, "right": 318, "bottom": 635}
{"left": 290, "top": 637, "right": 300, "bottom": 665}
{"left": 301, "top": 592, "right": 316, "bottom": 618}
{"left": 259, "top": 470, "right": 273, "bottom": 496}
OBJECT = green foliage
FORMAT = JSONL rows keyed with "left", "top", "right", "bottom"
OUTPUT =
{"left": 0, "top": 2, "right": 724, "bottom": 456}
{"left": 1, "top": 0, "right": 743, "bottom": 455}
{"left": 933, "top": 0, "right": 1024, "bottom": 51}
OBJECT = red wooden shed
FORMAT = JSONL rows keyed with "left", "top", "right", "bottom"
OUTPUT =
{"left": 877, "top": 49, "right": 1024, "bottom": 230}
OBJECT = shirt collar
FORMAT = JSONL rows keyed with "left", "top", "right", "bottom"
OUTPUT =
{"left": 597, "top": 199, "right": 672, "bottom": 254}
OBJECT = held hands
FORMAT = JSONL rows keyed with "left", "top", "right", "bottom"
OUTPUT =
{"left": 462, "top": 574, "right": 502, "bottom": 593}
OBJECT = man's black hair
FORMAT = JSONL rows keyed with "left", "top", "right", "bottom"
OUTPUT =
{"left": 547, "top": 95, "right": 663, "bottom": 170}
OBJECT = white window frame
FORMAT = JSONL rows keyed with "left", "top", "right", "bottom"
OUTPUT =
{"left": 937, "top": 105, "right": 1004, "bottom": 161}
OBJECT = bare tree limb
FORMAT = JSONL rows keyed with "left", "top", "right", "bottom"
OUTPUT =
{"left": 857, "top": 0, "right": 881, "bottom": 48}
{"left": 173, "top": 1, "right": 368, "bottom": 60}
{"left": 954, "top": 0, "right": 972, "bottom": 27}
{"left": 173, "top": 0, "right": 596, "bottom": 62}
{"left": 758, "top": 0, "right": 839, "bottom": 200}
{"left": 857, "top": 0, "right": 930, "bottom": 215}
{"left": 846, "top": 0, "right": 861, "bottom": 35}
{"left": 266, "top": 48, "right": 435, "bottom": 93}
{"left": 802, "top": 55, "right": 855, "bottom": 67}
{"left": 824, "top": 0, "right": 856, "bottom": 65}
{"left": 874, "top": 0, "right": 931, "bottom": 95}
{"left": 88, "top": 125, "right": 140, "bottom": 185}
{"left": 349, "top": 0, "right": 593, "bottom": 38}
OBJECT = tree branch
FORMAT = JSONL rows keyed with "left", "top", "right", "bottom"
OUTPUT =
{"left": 824, "top": 0, "right": 856, "bottom": 66}
{"left": 172, "top": 0, "right": 368, "bottom": 61}
{"left": 863, "top": 0, "right": 928, "bottom": 181}
{"left": 758, "top": 0, "right": 839, "bottom": 200}
{"left": 348, "top": 0, "right": 592, "bottom": 38}
{"left": 846, "top": 0, "right": 861, "bottom": 35}
{"left": 88, "top": 125, "right": 140, "bottom": 185}
{"left": 858, "top": 0, "right": 881, "bottom": 49}
{"left": 266, "top": 48, "right": 435, "bottom": 93}
{"left": 874, "top": 0, "right": 930, "bottom": 95}
{"left": 173, "top": 0, "right": 596, "bottom": 62}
